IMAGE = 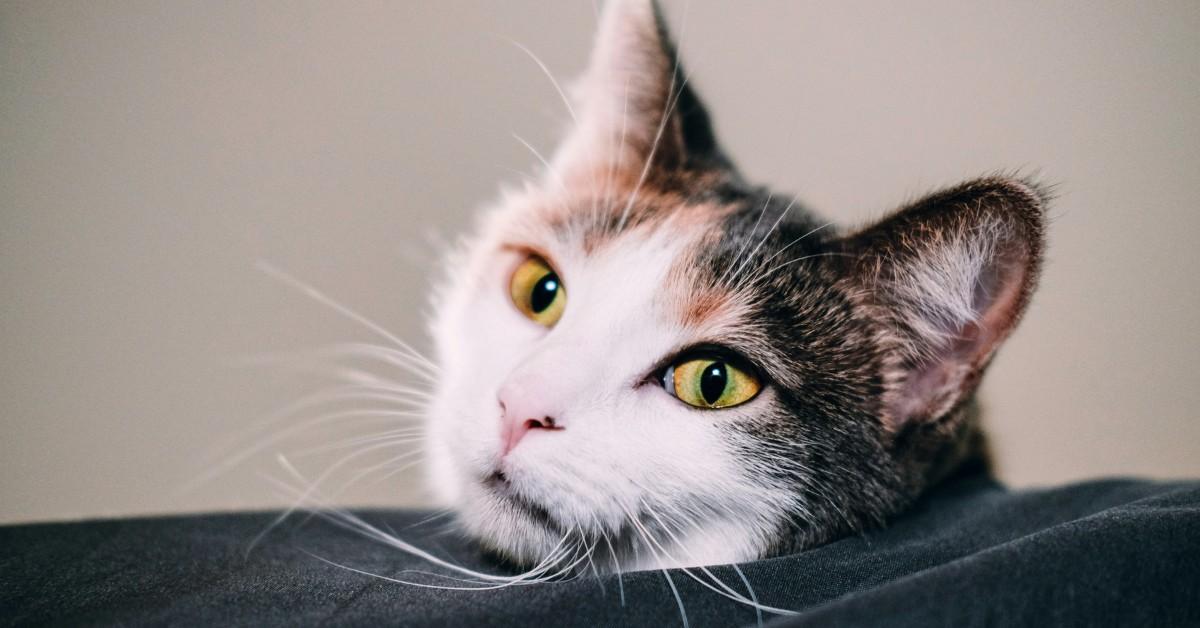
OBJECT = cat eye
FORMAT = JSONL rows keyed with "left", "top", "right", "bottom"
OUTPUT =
{"left": 509, "top": 255, "right": 566, "bottom": 327}
{"left": 663, "top": 357, "right": 761, "bottom": 409}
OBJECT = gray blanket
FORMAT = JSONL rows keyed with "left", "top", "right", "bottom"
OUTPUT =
{"left": 3, "top": 471, "right": 1198, "bottom": 627}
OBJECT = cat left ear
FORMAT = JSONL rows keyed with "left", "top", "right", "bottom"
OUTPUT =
{"left": 550, "top": 0, "right": 733, "bottom": 185}
{"left": 842, "top": 177, "right": 1048, "bottom": 433}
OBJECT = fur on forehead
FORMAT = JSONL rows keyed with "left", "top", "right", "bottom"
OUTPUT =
{"left": 470, "top": 181, "right": 768, "bottom": 348}
{"left": 489, "top": 173, "right": 740, "bottom": 255}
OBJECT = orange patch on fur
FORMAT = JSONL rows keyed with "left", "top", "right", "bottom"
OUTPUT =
{"left": 680, "top": 288, "right": 732, "bottom": 328}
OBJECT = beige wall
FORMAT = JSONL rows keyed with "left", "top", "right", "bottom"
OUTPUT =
{"left": 2, "top": 1, "right": 1198, "bottom": 523}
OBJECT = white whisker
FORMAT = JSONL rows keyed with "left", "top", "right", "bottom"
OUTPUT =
{"left": 725, "top": 195, "right": 798, "bottom": 289}
{"left": 186, "top": 405, "right": 422, "bottom": 494}
{"left": 624, "top": 494, "right": 798, "bottom": 617}
{"left": 255, "top": 262, "right": 436, "bottom": 371}
{"left": 733, "top": 563, "right": 763, "bottom": 628}
{"left": 507, "top": 39, "right": 578, "bottom": 124}
{"left": 716, "top": 193, "right": 772, "bottom": 287}
{"left": 262, "top": 465, "right": 583, "bottom": 587}
{"left": 758, "top": 251, "right": 854, "bottom": 283}
{"left": 236, "top": 341, "right": 439, "bottom": 384}
{"left": 513, "top": 133, "right": 568, "bottom": 197}
{"left": 661, "top": 568, "right": 690, "bottom": 628}
{"left": 754, "top": 221, "right": 835, "bottom": 271}
{"left": 615, "top": 68, "right": 691, "bottom": 231}
{"left": 289, "top": 429, "right": 424, "bottom": 458}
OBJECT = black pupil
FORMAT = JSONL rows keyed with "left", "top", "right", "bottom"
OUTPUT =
{"left": 699, "top": 362, "right": 727, "bottom": 405}
{"left": 530, "top": 272, "right": 559, "bottom": 313}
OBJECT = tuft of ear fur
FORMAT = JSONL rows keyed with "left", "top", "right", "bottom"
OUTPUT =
{"left": 551, "top": 0, "right": 733, "bottom": 185}
{"left": 843, "top": 177, "right": 1048, "bottom": 433}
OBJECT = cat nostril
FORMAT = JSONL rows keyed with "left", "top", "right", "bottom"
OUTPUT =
{"left": 523, "top": 417, "right": 560, "bottom": 431}
{"left": 501, "top": 413, "right": 561, "bottom": 456}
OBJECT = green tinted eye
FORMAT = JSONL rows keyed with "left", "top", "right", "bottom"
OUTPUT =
{"left": 509, "top": 256, "right": 565, "bottom": 327}
{"left": 666, "top": 358, "right": 761, "bottom": 409}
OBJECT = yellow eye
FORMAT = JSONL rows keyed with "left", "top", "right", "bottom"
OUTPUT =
{"left": 509, "top": 255, "right": 566, "bottom": 327}
{"left": 666, "top": 357, "right": 761, "bottom": 409}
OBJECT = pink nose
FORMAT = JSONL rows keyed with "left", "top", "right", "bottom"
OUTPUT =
{"left": 498, "top": 384, "right": 564, "bottom": 457}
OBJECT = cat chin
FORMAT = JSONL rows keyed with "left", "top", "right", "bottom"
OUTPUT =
{"left": 455, "top": 476, "right": 570, "bottom": 567}
{"left": 452, "top": 465, "right": 783, "bottom": 573}
{"left": 460, "top": 496, "right": 773, "bottom": 574}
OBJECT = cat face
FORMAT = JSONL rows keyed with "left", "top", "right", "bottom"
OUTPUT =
{"left": 424, "top": 0, "right": 1046, "bottom": 570}
{"left": 426, "top": 187, "right": 808, "bottom": 568}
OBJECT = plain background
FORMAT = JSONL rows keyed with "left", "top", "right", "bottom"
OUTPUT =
{"left": 2, "top": 1, "right": 1198, "bottom": 524}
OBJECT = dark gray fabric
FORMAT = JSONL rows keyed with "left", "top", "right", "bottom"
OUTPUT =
{"left": 3, "top": 472, "right": 1199, "bottom": 627}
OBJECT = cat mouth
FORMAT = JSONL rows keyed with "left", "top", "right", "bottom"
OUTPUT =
{"left": 482, "top": 470, "right": 561, "bottom": 533}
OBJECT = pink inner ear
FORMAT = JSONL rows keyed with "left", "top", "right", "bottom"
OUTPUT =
{"left": 966, "top": 250, "right": 1030, "bottom": 365}
{"left": 891, "top": 250, "right": 1030, "bottom": 428}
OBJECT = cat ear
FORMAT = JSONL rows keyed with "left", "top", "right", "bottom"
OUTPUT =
{"left": 550, "top": 0, "right": 733, "bottom": 185}
{"left": 842, "top": 177, "right": 1048, "bottom": 432}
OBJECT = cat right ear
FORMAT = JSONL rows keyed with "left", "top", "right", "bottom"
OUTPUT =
{"left": 841, "top": 177, "right": 1048, "bottom": 434}
{"left": 549, "top": 0, "right": 734, "bottom": 187}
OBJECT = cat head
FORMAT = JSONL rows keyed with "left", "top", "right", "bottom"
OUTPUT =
{"left": 424, "top": 0, "right": 1046, "bottom": 569}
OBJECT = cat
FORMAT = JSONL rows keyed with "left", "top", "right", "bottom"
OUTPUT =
{"left": 423, "top": 0, "right": 1046, "bottom": 572}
